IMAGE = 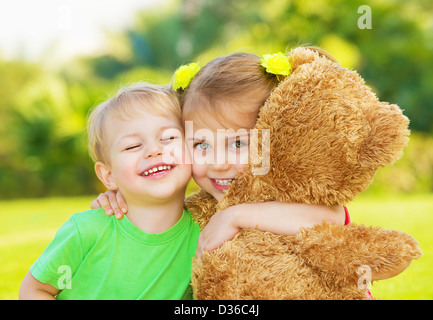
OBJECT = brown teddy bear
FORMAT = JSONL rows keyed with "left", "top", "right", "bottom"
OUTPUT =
{"left": 185, "top": 47, "right": 422, "bottom": 299}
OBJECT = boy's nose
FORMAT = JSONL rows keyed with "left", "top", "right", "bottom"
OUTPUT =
{"left": 145, "top": 151, "right": 163, "bottom": 159}
{"left": 144, "top": 144, "right": 163, "bottom": 159}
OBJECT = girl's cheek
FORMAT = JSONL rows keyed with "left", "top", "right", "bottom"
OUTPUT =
{"left": 235, "top": 163, "right": 249, "bottom": 174}
{"left": 192, "top": 163, "right": 207, "bottom": 180}
{"left": 191, "top": 165, "right": 210, "bottom": 192}
{"left": 228, "top": 148, "right": 249, "bottom": 168}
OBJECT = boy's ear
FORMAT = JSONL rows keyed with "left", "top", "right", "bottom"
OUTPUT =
{"left": 94, "top": 161, "right": 118, "bottom": 190}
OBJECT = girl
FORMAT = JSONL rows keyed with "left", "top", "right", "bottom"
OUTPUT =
{"left": 91, "top": 49, "right": 347, "bottom": 257}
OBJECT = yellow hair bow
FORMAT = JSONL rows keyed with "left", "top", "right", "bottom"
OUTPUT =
{"left": 172, "top": 62, "right": 201, "bottom": 90}
{"left": 260, "top": 52, "right": 292, "bottom": 79}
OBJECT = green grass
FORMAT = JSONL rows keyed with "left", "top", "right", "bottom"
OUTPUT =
{"left": 1, "top": 193, "right": 432, "bottom": 300}
{"left": 0, "top": 196, "right": 95, "bottom": 300}
{"left": 347, "top": 193, "right": 433, "bottom": 300}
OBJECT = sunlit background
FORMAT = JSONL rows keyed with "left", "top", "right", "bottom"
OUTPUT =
{"left": 1, "top": 0, "right": 432, "bottom": 300}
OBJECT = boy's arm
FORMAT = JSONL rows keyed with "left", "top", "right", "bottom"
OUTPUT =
{"left": 19, "top": 272, "right": 59, "bottom": 300}
{"left": 196, "top": 202, "right": 344, "bottom": 257}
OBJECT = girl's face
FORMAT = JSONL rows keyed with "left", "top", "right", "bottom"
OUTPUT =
{"left": 184, "top": 105, "right": 257, "bottom": 201}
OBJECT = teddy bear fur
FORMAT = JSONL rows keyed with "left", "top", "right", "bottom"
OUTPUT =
{"left": 185, "top": 47, "right": 422, "bottom": 299}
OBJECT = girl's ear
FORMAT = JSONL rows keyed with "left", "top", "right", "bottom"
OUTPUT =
{"left": 94, "top": 161, "right": 118, "bottom": 190}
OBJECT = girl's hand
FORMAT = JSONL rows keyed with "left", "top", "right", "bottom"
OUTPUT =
{"left": 195, "top": 202, "right": 345, "bottom": 258}
{"left": 196, "top": 207, "right": 241, "bottom": 258}
{"left": 90, "top": 190, "right": 127, "bottom": 219}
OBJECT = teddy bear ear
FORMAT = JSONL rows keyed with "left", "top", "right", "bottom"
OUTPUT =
{"left": 288, "top": 47, "right": 338, "bottom": 72}
{"left": 356, "top": 101, "right": 410, "bottom": 168}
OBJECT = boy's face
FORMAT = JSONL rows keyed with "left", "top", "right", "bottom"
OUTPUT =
{"left": 96, "top": 111, "right": 191, "bottom": 206}
{"left": 184, "top": 106, "right": 256, "bottom": 201}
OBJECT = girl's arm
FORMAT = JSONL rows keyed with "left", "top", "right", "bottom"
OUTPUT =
{"left": 90, "top": 190, "right": 127, "bottom": 219}
{"left": 19, "top": 272, "right": 59, "bottom": 300}
{"left": 196, "top": 202, "right": 345, "bottom": 257}
{"left": 90, "top": 192, "right": 345, "bottom": 259}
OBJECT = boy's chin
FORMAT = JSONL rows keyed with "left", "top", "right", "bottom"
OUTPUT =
{"left": 125, "top": 184, "right": 187, "bottom": 204}
{"left": 148, "top": 184, "right": 187, "bottom": 200}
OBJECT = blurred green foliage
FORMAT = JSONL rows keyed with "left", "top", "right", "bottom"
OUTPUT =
{"left": 0, "top": 0, "right": 432, "bottom": 199}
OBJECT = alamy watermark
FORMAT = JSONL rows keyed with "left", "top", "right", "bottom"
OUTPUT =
{"left": 57, "top": 5, "right": 72, "bottom": 30}
{"left": 357, "top": 265, "right": 372, "bottom": 290}
{"left": 161, "top": 121, "right": 271, "bottom": 176}
{"left": 57, "top": 265, "right": 72, "bottom": 290}
{"left": 358, "top": 5, "right": 372, "bottom": 29}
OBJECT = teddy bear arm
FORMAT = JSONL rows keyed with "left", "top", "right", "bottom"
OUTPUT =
{"left": 372, "top": 258, "right": 413, "bottom": 281}
{"left": 296, "top": 222, "right": 422, "bottom": 286}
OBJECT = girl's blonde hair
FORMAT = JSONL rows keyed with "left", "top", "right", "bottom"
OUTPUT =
{"left": 87, "top": 83, "right": 181, "bottom": 164}
{"left": 180, "top": 48, "right": 337, "bottom": 128}
{"left": 181, "top": 52, "right": 279, "bottom": 128}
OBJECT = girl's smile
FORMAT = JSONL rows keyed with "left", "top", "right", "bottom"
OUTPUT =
{"left": 184, "top": 119, "right": 251, "bottom": 201}
{"left": 210, "top": 178, "right": 234, "bottom": 191}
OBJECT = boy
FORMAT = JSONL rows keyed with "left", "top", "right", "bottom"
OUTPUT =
{"left": 19, "top": 83, "right": 199, "bottom": 299}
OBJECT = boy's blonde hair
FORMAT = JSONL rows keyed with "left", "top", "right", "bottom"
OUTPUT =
{"left": 87, "top": 83, "right": 181, "bottom": 164}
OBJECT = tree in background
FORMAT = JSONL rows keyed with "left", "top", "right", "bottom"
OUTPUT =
{"left": 0, "top": 0, "right": 432, "bottom": 198}
{"left": 89, "top": 0, "right": 432, "bottom": 131}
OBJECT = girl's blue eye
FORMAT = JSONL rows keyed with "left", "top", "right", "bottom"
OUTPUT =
{"left": 231, "top": 140, "right": 247, "bottom": 149}
{"left": 195, "top": 142, "right": 210, "bottom": 150}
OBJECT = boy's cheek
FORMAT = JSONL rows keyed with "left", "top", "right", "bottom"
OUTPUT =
{"left": 161, "top": 142, "right": 188, "bottom": 165}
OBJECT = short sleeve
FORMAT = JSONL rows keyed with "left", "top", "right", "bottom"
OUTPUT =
{"left": 30, "top": 216, "right": 84, "bottom": 290}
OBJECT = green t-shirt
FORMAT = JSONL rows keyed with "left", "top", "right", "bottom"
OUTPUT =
{"left": 30, "top": 208, "right": 201, "bottom": 300}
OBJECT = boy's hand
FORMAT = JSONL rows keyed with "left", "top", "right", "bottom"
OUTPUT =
{"left": 196, "top": 207, "right": 241, "bottom": 258}
{"left": 90, "top": 190, "right": 127, "bottom": 219}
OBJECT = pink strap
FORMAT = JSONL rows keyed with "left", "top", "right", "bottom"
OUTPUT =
{"left": 343, "top": 206, "right": 373, "bottom": 299}
{"left": 344, "top": 206, "right": 351, "bottom": 225}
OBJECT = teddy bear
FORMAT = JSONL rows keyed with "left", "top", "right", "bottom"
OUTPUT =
{"left": 185, "top": 47, "right": 422, "bottom": 299}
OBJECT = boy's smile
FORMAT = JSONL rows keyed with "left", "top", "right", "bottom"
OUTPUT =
{"left": 140, "top": 163, "right": 175, "bottom": 178}
{"left": 97, "top": 112, "right": 192, "bottom": 206}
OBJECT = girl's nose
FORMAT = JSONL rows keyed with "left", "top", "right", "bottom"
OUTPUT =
{"left": 210, "top": 161, "right": 231, "bottom": 171}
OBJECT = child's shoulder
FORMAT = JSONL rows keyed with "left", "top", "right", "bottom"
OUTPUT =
{"left": 64, "top": 208, "right": 115, "bottom": 246}
{"left": 69, "top": 208, "right": 113, "bottom": 230}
